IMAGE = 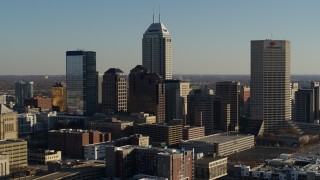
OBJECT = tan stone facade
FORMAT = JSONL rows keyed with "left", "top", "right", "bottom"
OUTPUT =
{"left": 0, "top": 105, "right": 18, "bottom": 140}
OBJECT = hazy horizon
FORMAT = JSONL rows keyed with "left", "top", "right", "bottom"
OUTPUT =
{"left": 1, "top": 1, "right": 320, "bottom": 75}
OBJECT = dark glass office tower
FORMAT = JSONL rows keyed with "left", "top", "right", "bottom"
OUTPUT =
{"left": 127, "top": 65, "right": 166, "bottom": 123}
{"left": 66, "top": 51, "right": 97, "bottom": 116}
{"left": 14, "top": 81, "right": 34, "bottom": 108}
{"left": 102, "top": 68, "right": 127, "bottom": 114}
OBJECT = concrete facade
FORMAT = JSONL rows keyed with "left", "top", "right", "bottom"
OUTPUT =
{"left": 0, "top": 105, "right": 18, "bottom": 140}
{"left": 143, "top": 21, "right": 172, "bottom": 80}
{"left": 251, "top": 40, "right": 291, "bottom": 134}
{"left": 181, "top": 133, "right": 254, "bottom": 156}
{"left": 0, "top": 139, "right": 28, "bottom": 170}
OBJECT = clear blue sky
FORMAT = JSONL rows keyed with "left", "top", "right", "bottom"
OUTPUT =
{"left": 1, "top": 0, "right": 319, "bottom": 75}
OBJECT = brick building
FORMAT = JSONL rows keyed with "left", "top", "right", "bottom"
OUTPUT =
{"left": 106, "top": 145, "right": 193, "bottom": 180}
{"left": 48, "top": 129, "right": 109, "bottom": 159}
{"left": 87, "top": 118, "right": 133, "bottom": 140}
{"left": 24, "top": 97, "right": 52, "bottom": 111}
{"left": 134, "top": 120, "right": 183, "bottom": 147}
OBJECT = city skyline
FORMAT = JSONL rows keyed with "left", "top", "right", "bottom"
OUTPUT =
{"left": 1, "top": 1, "right": 320, "bottom": 75}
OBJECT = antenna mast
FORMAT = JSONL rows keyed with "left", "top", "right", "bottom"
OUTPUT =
{"left": 153, "top": 6, "right": 154, "bottom": 23}
{"left": 158, "top": 5, "right": 161, "bottom": 22}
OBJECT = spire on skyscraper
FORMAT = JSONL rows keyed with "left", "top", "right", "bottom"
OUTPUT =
{"left": 142, "top": 15, "right": 172, "bottom": 79}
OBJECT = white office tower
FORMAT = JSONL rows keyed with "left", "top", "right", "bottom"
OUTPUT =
{"left": 250, "top": 40, "right": 291, "bottom": 134}
{"left": 142, "top": 18, "right": 172, "bottom": 79}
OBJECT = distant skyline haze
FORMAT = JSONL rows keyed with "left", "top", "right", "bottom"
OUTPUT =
{"left": 1, "top": 0, "right": 320, "bottom": 75}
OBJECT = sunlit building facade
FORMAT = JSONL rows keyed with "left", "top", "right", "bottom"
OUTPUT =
{"left": 250, "top": 40, "right": 291, "bottom": 134}
{"left": 143, "top": 20, "right": 172, "bottom": 79}
{"left": 52, "top": 82, "right": 67, "bottom": 112}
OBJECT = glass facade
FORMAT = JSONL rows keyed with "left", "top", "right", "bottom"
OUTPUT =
{"left": 66, "top": 51, "right": 97, "bottom": 115}
{"left": 14, "top": 81, "right": 34, "bottom": 108}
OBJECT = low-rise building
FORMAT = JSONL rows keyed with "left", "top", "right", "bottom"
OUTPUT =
{"left": 87, "top": 118, "right": 134, "bottom": 140}
{"left": 134, "top": 120, "right": 183, "bottom": 147}
{"left": 180, "top": 133, "right": 254, "bottom": 156}
{"left": 48, "top": 112, "right": 91, "bottom": 130}
{"left": 119, "top": 112, "right": 157, "bottom": 124}
{"left": 114, "top": 134, "right": 149, "bottom": 147}
{"left": 106, "top": 145, "right": 193, "bottom": 180}
{"left": 34, "top": 160, "right": 105, "bottom": 180}
{"left": 84, "top": 134, "right": 149, "bottom": 160}
{"left": 132, "top": 174, "right": 168, "bottom": 180}
{"left": 48, "top": 129, "right": 107, "bottom": 159}
{"left": 194, "top": 157, "right": 228, "bottom": 180}
{"left": 28, "top": 149, "right": 61, "bottom": 164}
{"left": 0, "top": 155, "right": 10, "bottom": 178}
{"left": 235, "top": 155, "right": 320, "bottom": 180}
{"left": 182, "top": 126, "right": 205, "bottom": 140}
{"left": 0, "top": 139, "right": 28, "bottom": 170}
{"left": 84, "top": 143, "right": 109, "bottom": 160}
{"left": 24, "top": 97, "right": 52, "bottom": 111}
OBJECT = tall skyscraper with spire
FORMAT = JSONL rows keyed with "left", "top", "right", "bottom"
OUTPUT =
{"left": 142, "top": 15, "right": 172, "bottom": 79}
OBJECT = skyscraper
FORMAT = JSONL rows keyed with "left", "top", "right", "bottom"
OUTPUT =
{"left": 250, "top": 40, "right": 291, "bottom": 134}
{"left": 66, "top": 50, "right": 97, "bottom": 116}
{"left": 102, "top": 68, "right": 127, "bottom": 114}
{"left": 311, "top": 82, "right": 320, "bottom": 121}
{"left": 239, "top": 85, "right": 250, "bottom": 117}
{"left": 295, "top": 89, "right": 314, "bottom": 123}
{"left": 142, "top": 18, "right": 172, "bottom": 79}
{"left": 127, "top": 65, "right": 165, "bottom": 123}
{"left": 188, "top": 89, "right": 230, "bottom": 134}
{"left": 216, "top": 81, "right": 240, "bottom": 131}
{"left": 14, "top": 81, "right": 34, "bottom": 108}
{"left": 164, "top": 80, "right": 190, "bottom": 123}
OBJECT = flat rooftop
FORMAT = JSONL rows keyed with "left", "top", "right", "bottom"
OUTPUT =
{"left": 183, "top": 133, "right": 253, "bottom": 144}
{"left": 0, "top": 139, "right": 26, "bottom": 145}
{"left": 195, "top": 157, "right": 227, "bottom": 165}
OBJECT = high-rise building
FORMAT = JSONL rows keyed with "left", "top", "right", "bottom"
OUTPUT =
{"left": 52, "top": 82, "right": 67, "bottom": 112}
{"left": 14, "top": 81, "right": 34, "bottom": 108}
{"left": 142, "top": 18, "right": 172, "bottom": 79}
{"left": 164, "top": 80, "right": 190, "bottom": 123}
{"left": 291, "top": 83, "right": 299, "bottom": 120}
{"left": 240, "top": 85, "right": 250, "bottom": 117}
{"left": 188, "top": 89, "right": 230, "bottom": 134}
{"left": 127, "top": 65, "right": 165, "bottom": 123}
{"left": 216, "top": 81, "right": 240, "bottom": 131}
{"left": 311, "top": 82, "right": 320, "bottom": 121}
{"left": 102, "top": 68, "right": 127, "bottom": 114}
{"left": 250, "top": 40, "right": 291, "bottom": 134}
{"left": 0, "top": 104, "right": 18, "bottom": 140}
{"left": 97, "top": 73, "right": 103, "bottom": 105}
{"left": 66, "top": 50, "right": 98, "bottom": 116}
{"left": 295, "top": 89, "right": 314, "bottom": 123}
